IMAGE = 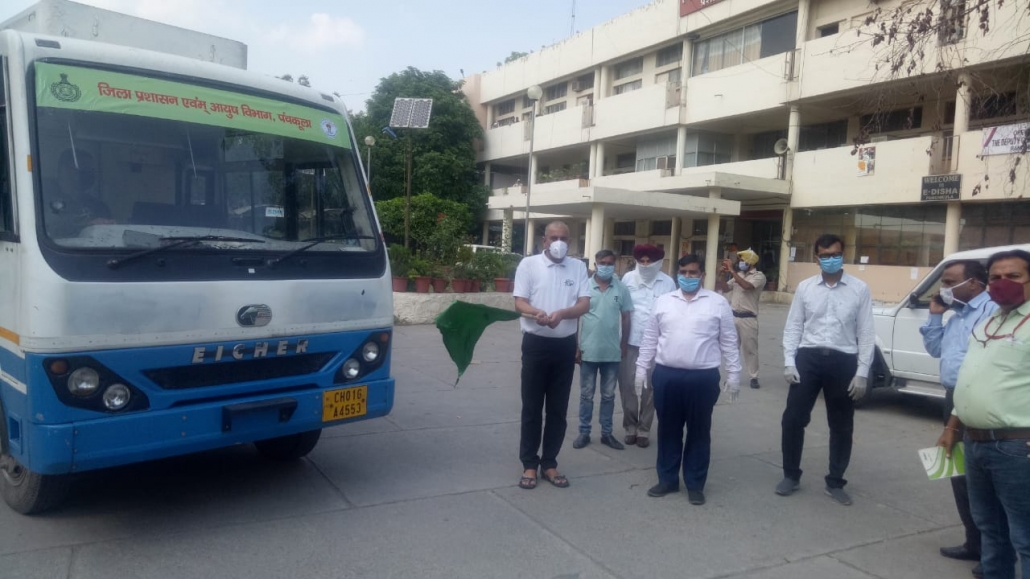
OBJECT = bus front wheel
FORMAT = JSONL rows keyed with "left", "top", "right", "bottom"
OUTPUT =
{"left": 253, "top": 429, "right": 322, "bottom": 461}
{"left": 0, "top": 404, "right": 69, "bottom": 515}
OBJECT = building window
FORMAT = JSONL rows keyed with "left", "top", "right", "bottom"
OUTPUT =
{"left": 959, "top": 202, "right": 1030, "bottom": 250}
{"left": 523, "top": 96, "right": 534, "bottom": 109}
{"left": 494, "top": 99, "right": 515, "bottom": 116}
{"left": 543, "top": 102, "right": 567, "bottom": 115}
{"left": 792, "top": 205, "right": 946, "bottom": 266}
{"left": 860, "top": 107, "right": 923, "bottom": 134}
{"left": 614, "top": 57, "right": 643, "bottom": 80}
{"left": 613, "top": 80, "right": 642, "bottom": 95}
{"left": 817, "top": 22, "right": 840, "bottom": 37}
{"left": 651, "top": 220, "right": 673, "bottom": 236}
{"left": 613, "top": 153, "right": 636, "bottom": 174}
{"left": 939, "top": 0, "right": 967, "bottom": 44}
{"left": 614, "top": 221, "right": 636, "bottom": 236}
{"left": 691, "top": 11, "right": 798, "bottom": 76}
{"left": 656, "top": 44, "right": 683, "bottom": 67}
{"left": 799, "top": 120, "right": 849, "bottom": 151}
{"left": 684, "top": 131, "right": 733, "bottom": 167}
{"left": 544, "top": 83, "right": 567, "bottom": 102}
{"left": 616, "top": 240, "right": 635, "bottom": 256}
{"left": 572, "top": 73, "right": 595, "bottom": 92}
{"left": 656, "top": 68, "right": 682, "bottom": 85}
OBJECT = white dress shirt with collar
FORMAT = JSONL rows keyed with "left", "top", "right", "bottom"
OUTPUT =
{"left": 621, "top": 268, "right": 677, "bottom": 347}
{"left": 635, "top": 288, "right": 742, "bottom": 386}
{"left": 782, "top": 271, "right": 875, "bottom": 378}
{"left": 513, "top": 253, "right": 590, "bottom": 338}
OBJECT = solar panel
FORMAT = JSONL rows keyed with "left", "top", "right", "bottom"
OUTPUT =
{"left": 389, "top": 98, "right": 434, "bottom": 129}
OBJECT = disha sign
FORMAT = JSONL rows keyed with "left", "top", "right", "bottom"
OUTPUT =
{"left": 681, "top": 0, "right": 727, "bottom": 17}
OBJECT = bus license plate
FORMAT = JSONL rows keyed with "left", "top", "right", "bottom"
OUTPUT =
{"left": 322, "top": 386, "right": 368, "bottom": 422}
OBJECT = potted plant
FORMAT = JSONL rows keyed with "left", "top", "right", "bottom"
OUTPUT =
{"left": 764, "top": 264, "right": 779, "bottom": 291}
{"left": 474, "top": 251, "right": 507, "bottom": 292}
{"left": 429, "top": 262, "right": 449, "bottom": 293}
{"left": 451, "top": 245, "right": 475, "bottom": 293}
{"left": 497, "top": 253, "right": 522, "bottom": 292}
{"left": 388, "top": 244, "right": 411, "bottom": 292}
{"left": 409, "top": 256, "right": 432, "bottom": 294}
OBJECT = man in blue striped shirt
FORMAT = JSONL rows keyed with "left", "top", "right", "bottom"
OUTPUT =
{"left": 920, "top": 259, "right": 997, "bottom": 577}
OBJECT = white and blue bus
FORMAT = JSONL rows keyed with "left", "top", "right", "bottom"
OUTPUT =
{"left": 0, "top": 30, "right": 395, "bottom": 513}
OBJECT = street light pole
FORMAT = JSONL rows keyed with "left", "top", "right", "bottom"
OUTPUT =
{"left": 524, "top": 85, "right": 542, "bottom": 255}
{"left": 363, "top": 135, "right": 375, "bottom": 189}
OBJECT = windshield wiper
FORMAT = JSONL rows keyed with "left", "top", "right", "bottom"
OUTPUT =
{"left": 107, "top": 236, "right": 265, "bottom": 269}
{"left": 267, "top": 235, "right": 376, "bottom": 267}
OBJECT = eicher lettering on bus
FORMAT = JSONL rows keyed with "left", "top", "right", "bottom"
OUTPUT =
{"left": 192, "top": 339, "right": 310, "bottom": 363}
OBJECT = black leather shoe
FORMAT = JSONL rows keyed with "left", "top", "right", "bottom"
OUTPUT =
{"left": 972, "top": 563, "right": 983, "bottom": 578}
{"left": 600, "top": 434, "right": 625, "bottom": 450}
{"left": 939, "top": 545, "right": 980, "bottom": 561}
{"left": 750, "top": 378, "right": 760, "bottom": 389}
{"left": 572, "top": 433, "right": 590, "bottom": 449}
{"left": 687, "top": 489, "right": 706, "bottom": 505}
{"left": 647, "top": 483, "right": 679, "bottom": 497}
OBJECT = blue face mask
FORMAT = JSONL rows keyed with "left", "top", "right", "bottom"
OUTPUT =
{"left": 677, "top": 275, "right": 701, "bottom": 293}
{"left": 819, "top": 255, "right": 844, "bottom": 274}
{"left": 595, "top": 264, "right": 615, "bottom": 280}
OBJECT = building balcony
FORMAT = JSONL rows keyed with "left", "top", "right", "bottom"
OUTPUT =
{"left": 592, "top": 82, "right": 681, "bottom": 141}
{"left": 684, "top": 53, "right": 790, "bottom": 124}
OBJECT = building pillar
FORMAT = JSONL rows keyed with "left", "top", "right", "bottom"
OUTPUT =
{"left": 943, "top": 72, "right": 972, "bottom": 257}
{"left": 597, "top": 66, "right": 608, "bottom": 100}
{"left": 486, "top": 103, "right": 494, "bottom": 128}
{"left": 484, "top": 162, "right": 492, "bottom": 188}
{"left": 502, "top": 208, "right": 514, "bottom": 253}
{"left": 778, "top": 208, "right": 793, "bottom": 292}
{"left": 705, "top": 189, "right": 722, "bottom": 290}
{"left": 482, "top": 220, "right": 490, "bottom": 245}
{"left": 944, "top": 202, "right": 962, "bottom": 256}
{"left": 796, "top": 0, "right": 812, "bottom": 47}
{"left": 584, "top": 218, "right": 593, "bottom": 258}
{"left": 675, "top": 127, "right": 687, "bottom": 175}
{"left": 668, "top": 214, "right": 681, "bottom": 275}
{"left": 588, "top": 205, "right": 605, "bottom": 262}
{"left": 525, "top": 218, "right": 537, "bottom": 255}
{"left": 589, "top": 143, "right": 598, "bottom": 179}
{"left": 595, "top": 141, "right": 606, "bottom": 177}
{"left": 568, "top": 219, "right": 580, "bottom": 256}
{"left": 681, "top": 39, "right": 692, "bottom": 90}
{"left": 603, "top": 218, "right": 615, "bottom": 252}
{"left": 785, "top": 105, "right": 801, "bottom": 180}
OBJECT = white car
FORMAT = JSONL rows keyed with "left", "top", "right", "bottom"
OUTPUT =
{"left": 865, "top": 243, "right": 1030, "bottom": 406}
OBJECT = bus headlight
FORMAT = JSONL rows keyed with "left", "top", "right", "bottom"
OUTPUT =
{"left": 361, "top": 342, "right": 380, "bottom": 363}
{"left": 67, "top": 368, "right": 100, "bottom": 397}
{"left": 102, "top": 384, "right": 132, "bottom": 411}
{"left": 342, "top": 358, "right": 362, "bottom": 380}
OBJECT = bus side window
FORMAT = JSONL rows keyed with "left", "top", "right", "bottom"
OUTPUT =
{"left": 0, "top": 58, "right": 14, "bottom": 238}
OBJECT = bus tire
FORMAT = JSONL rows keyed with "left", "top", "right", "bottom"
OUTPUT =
{"left": 0, "top": 403, "right": 69, "bottom": 515}
{"left": 254, "top": 429, "right": 322, "bottom": 461}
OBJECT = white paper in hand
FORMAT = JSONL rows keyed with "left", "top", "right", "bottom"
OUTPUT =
{"left": 918, "top": 444, "right": 966, "bottom": 480}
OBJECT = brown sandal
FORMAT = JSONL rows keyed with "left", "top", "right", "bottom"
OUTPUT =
{"left": 518, "top": 470, "right": 538, "bottom": 490}
{"left": 541, "top": 470, "right": 570, "bottom": 488}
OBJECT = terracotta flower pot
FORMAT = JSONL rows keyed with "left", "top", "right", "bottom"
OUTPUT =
{"left": 414, "top": 276, "right": 432, "bottom": 293}
{"left": 452, "top": 279, "right": 470, "bottom": 293}
{"left": 494, "top": 278, "right": 511, "bottom": 292}
{"left": 431, "top": 278, "right": 448, "bottom": 293}
{"left": 471, "top": 280, "right": 481, "bottom": 293}
{"left": 392, "top": 277, "right": 408, "bottom": 292}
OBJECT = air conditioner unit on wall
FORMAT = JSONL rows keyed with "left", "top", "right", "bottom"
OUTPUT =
{"left": 656, "top": 156, "right": 669, "bottom": 170}
{"left": 571, "top": 81, "right": 584, "bottom": 92}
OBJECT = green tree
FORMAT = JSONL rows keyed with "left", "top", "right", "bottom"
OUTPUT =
{"left": 350, "top": 68, "right": 488, "bottom": 216}
{"left": 376, "top": 193, "right": 473, "bottom": 261}
{"left": 501, "top": 51, "right": 529, "bottom": 66}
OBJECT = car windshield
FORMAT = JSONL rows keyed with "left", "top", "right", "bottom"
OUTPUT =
{"left": 33, "top": 61, "right": 377, "bottom": 253}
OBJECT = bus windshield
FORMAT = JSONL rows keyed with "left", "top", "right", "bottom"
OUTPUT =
{"left": 33, "top": 61, "right": 377, "bottom": 254}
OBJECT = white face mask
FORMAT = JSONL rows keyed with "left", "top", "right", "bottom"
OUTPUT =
{"left": 737, "top": 261, "right": 750, "bottom": 272}
{"left": 547, "top": 240, "right": 569, "bottom": 261}
{"left": 637, "top": 261, "right": 663, "bottom": 283}
{"left": 940, "top": 278, "right": 971, "bottom": 306}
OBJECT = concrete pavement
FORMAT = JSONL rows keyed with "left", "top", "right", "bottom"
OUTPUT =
{"left": 1, "top": 304, "right": 980, "bottom": 579}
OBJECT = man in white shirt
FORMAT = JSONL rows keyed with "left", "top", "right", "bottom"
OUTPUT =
{"left": 778, "top": 233, "right": 875, "bottom": 506}
{"left": 513, "top": 221, "right": 591, "bottom": 490}
{"left": 619, "top": 244, "right": 677, "bottom": 448}
{"left": 636, "top": 254, "right": 741, "bottom": 505}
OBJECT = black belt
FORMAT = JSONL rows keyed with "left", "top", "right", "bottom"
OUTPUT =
{"left": 732, "top": 311, "right": 757, "bottom": 318}
{"left": 966, "top": 427, "right": 1030, "bottom": 442}
{"left": 799, "top": 347, "right": 855, "bottom": 357}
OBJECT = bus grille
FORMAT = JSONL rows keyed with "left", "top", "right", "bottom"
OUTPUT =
{"left": 143, "top": 353, "right": 335, "bottom": 389}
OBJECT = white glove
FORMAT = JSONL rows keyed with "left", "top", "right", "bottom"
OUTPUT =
{"left": 784, "top": 366, "right": 800, "bottom": 385}
{"left": 634, "top": 370, "right": 646, "bottom": 397}
{"left": 721, "top": 380, "right": 740, "bottom": 403}
{"left": 848, "top": 376, "right": 868, "bottom": 401}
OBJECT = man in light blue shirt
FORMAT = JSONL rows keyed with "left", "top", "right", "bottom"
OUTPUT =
{"left": 920, "top": 259, "right": 996, "bottom": 576}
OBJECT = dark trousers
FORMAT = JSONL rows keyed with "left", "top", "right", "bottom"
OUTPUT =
{"left": 781, "top": 348, "right": 857, "bottom": 489}
{"left": 652, "top": 365, "right": 721, "bottom": 491}
{"left": 519, "top": 333, "right": 577, "bottom": 471}
{"left": 942, "top": 389, "right": 981, "bottom": 554}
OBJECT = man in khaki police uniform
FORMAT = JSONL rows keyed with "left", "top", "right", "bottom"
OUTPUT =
{"left": 717, "top": 248, "right": 766, "bottom": 389}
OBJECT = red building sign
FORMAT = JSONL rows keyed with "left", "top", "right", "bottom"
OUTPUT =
{"left": 681, "top": 0, "right": 726, "bottom": 17}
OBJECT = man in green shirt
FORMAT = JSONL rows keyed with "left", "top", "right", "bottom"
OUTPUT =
{"left": 938, "top": 248, "right": 1030, "bottom": 579}
{"left": 574, "top": 249, "right": 633, "bottom": 451}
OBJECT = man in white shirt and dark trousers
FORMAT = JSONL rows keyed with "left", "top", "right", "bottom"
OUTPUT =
{"left": 619, "top": 244, "right": 677, "bottom": 448}
{"left": 636, "top": 254, "right": 741, "bottom": 505}
{"left": 513, "top": 221, "right": 591, "bottom": 490}
{"left": 778, "top": 234, "right": 875, "bottom": 506}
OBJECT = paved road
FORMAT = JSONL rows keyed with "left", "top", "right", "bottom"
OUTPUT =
{"left": 2, "top": 304, "right": 980, "bottom": 579}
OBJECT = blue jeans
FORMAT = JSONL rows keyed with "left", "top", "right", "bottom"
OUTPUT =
{"left": 578, "top": 361, "right": 619, "bottom": 436}
{"left": 965, "top": 437, "right": 1030, "bottom": 579}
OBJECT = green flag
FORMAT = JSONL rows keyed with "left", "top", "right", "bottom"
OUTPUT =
{"left": 435, "top": 301, "right": 520, "bottom": 385}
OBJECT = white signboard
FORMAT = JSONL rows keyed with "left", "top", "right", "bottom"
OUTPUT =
{"left": 981, "top": 122, "right": 1029, "bottom": 156}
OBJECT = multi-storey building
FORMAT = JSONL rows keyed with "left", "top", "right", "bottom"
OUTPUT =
{"left": 462, "top": 0, "right": 1030, "bottom": 300}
